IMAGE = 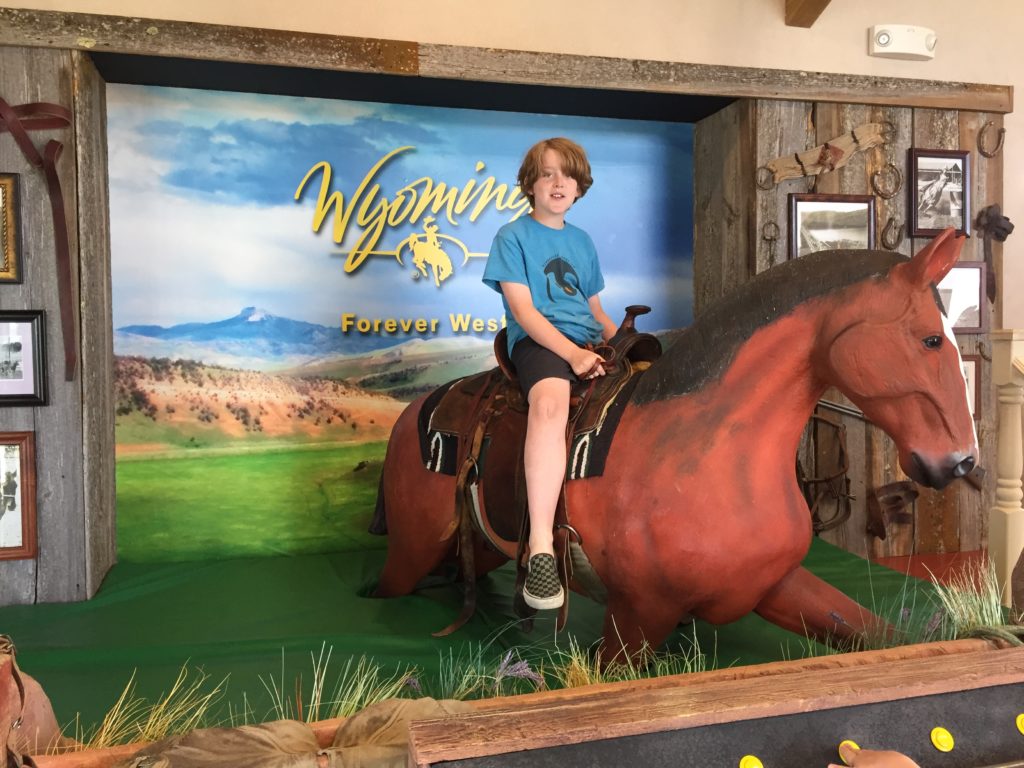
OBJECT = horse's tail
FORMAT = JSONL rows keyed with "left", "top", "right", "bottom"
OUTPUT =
{"left": 368, "top": 471, "right": 388, "bottom": 535}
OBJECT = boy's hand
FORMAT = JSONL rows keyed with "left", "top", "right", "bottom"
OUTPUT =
{"left": 570, "top": 348, "right": 606, "bottom": 379}
{"left": 827, "top": 743, "right": 921, "bottom": 768}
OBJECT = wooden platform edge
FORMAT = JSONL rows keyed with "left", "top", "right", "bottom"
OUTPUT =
{"left": 24, "top": 639, "right": 999, "bottom": 768}
{"left": 407, "top": 640, "right": 1018, "bottom": 766}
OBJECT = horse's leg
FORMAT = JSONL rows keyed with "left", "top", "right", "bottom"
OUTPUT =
{"left": 373, "top": 403, "right": 459, "bottom": 598}
{"left": 599, "top": 592, "right": 684, "bottom": 664}
{"left": 753, "top": 566, "right": 892, "bottom": 648}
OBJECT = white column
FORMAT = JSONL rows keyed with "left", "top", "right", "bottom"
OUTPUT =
{"left": 989, "top": 329, "right": 1024, "bottom": 607}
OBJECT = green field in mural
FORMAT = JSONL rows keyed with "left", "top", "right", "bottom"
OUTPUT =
{"left": 116, "top": 442, "right": 388, "bottom": 562}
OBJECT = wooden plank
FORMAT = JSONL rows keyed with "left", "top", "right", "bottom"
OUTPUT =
{"left": 409, "top": 647, "right": 1024, "bottom": 765}
{"left": 865, "top": 105, "right": 913, "bottom": 558}
{"left": 958, "top": 110, "right": 1001, "bottom": 553}
{"left": 910, "top": 108, "right": 962, "bottom": 556}
{"left": 0, "top": 45, "right": 39, "bottom": 604}
{"left": 420, "top": 43, "right": 1012, "bottom": 113}
{"left": 867, "top": 105, "right": 913, "bottom": 258}
{"left": 867, "top": 427, "right": 913, "bottom": 559}
{"left": 692, "top": 99, "right": 754, "bottom": 313}
{"left": 71, "top": 50, "right": 115, "bottom": 595}
{"left": 785, "top": 0, "right": 832, "bottom": 28}
{"left": 0, "top": 45, "right": 86, "bottom": 603}
{"left": 0, "top": 9, "right": 1008, "bottom": 112}
{"left": 753, "top": 99, "right": 813, "bottom": 273}
{"left": 0, "top": 8, "right": 417, "bottom": 75}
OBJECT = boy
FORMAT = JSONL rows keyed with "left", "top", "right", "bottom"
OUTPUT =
{"left": 482, "top": 137, "right": 617, "bottom": 610}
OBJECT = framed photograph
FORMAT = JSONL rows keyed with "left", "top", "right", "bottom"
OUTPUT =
{"left": 0, "top": 173, "right": 22, "bottom": 284}
{"left": 909, "top": 148, "right": 971, "bottom": 237}
{"left": 937, "top": 263, "right": 987, "bottom": 333}
{"left": 788, "top": 193, "right": 876, "bottom": 260}
{"left": 0, "top": 431, "right": 37, "bottom": 561}
{"left": 961, "top": 354, "right": 981, "bottom": 421}
{"left": 0, "top": 310, "right": 47, "bottom": 406}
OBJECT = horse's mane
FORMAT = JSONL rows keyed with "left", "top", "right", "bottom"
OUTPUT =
{"left": 631, "top": 249, "right": 907, "bottom": 404}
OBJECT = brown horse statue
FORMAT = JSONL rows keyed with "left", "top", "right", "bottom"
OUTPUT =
{"left": 372, "top": 229, "right": 977, "bottom": 659}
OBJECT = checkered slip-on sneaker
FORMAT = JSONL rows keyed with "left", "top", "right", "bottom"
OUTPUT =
{"left": 523, "top": 553, "right": 564, "bottom": 610}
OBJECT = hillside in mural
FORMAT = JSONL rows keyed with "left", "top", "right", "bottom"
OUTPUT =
{"left": 113, "top": 356, "right": 404, "bottom": 454}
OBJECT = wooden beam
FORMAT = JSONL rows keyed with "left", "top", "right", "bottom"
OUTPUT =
{"left": 786, "top": 0, "right": 832, "bottom": 28}
{"left": 0, "top": 8, "right": 1013, "bottom": 114}
{"left": 409, "top": 645, "right": 1023, "bottom": 766}
{"left": 0, "top": 8, "right": 418, "bottom": 75}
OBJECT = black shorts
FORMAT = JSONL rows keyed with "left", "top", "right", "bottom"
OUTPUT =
{"left": 510, "top": 337, "right": 577, "bottom": 397}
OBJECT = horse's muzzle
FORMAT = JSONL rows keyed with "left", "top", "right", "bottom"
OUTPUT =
{"left": 909, "top": 452, "right": 976, "bottom": 489}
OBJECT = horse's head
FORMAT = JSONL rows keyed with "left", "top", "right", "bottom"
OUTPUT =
{"left": 817, "top": 229, "right": 978, "bottom": 489}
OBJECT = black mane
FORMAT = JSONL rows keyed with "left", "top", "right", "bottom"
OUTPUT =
{"left": 631, "top": 249, "right": 907, "bottom": 404}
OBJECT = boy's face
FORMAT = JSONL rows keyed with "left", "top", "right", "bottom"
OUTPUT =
{"left": 530, "top": 148, "right": 580, "bottom": 224}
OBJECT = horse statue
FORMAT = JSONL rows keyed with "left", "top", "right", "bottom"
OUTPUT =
{"left": 372, "top": 229, "right": 977, "bottom": 660}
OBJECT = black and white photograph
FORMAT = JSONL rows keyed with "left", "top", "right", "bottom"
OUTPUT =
{"left": 0, "top": 173, "right": 21, "bottom": 284}
{"left": 0, "top": 431, "right": 36, "bottom": 560}
{"left": 910, "top": 149, "right": 971, "bottom": 237}
{"left": 937, "top": 262, "right": 986, "bottom": 334}
{"left": 0, "top": 310, "right": 47, "bottom": 406}
{"left": 788, "top": 193, "right": 876, "bottom": 259}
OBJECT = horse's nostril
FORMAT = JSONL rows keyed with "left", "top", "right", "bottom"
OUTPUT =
{"left": 953, "top": 455, "right": 976, "bottom": 478}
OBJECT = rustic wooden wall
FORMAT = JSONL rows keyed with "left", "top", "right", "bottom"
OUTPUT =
{"left": 694, "top": 98, "right": 1001, "bottom": 560}
{"left": 0, "top": 45, "right": 115, "bottom": 604}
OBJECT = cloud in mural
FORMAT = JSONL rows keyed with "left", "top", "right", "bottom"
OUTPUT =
{"left": 108, "top": 84, "right": 694, "bottom": 340}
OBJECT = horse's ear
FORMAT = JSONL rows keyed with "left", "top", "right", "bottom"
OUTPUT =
{"left": 902, "top": 227, "right": 966, "bottom": 288}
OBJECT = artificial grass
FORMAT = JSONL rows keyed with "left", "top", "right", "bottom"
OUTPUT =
{"left": 0, "top": 538, "right": 940, "bottom": 731}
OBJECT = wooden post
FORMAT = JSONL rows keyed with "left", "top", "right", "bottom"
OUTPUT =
{"left": 990, "top": 329, "right": 1024, "bottom": 606}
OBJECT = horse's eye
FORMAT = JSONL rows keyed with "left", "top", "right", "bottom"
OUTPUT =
{"left": 923, "top": 335, "right": 943, "bottom": 350}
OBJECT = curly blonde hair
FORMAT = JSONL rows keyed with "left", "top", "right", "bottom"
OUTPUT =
{"left": 517, "top": 137, "right": 593, "bottom": 205}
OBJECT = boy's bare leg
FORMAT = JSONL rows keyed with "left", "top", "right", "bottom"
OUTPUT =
{"left": 525, "top": 377, "right": 570, "bottom": 557}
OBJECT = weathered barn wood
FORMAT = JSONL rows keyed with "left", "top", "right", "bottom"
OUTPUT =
{"left": 72, "top": 50, "right": 116, "bottom": 590}
{"left": 0, "top": 9, "right": 1012, "bottom": 113}
{"left": 0, "top": 44, "right": 90, "bottom": 603}
{"left": 785, "top": 0, "right": 833, "bottom": 28}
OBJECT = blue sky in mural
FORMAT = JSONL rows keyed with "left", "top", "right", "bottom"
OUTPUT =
{"left": 108, "top": 85, "right": 693, "bottom": 336}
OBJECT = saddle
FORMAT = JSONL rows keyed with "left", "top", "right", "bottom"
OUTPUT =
{"left": 424, "top": 305, "right": 662, "bottom": 479}
{"left": 421, "top": 306, "right": 662, "bottom": 634}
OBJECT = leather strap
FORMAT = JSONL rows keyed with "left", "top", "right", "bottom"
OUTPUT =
{"left": 0, "top": 98, "right": 77, "bottom": 381}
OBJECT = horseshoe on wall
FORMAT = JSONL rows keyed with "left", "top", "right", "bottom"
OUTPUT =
{"left": 978, "top": 121, "right": 1006, "bottom": 158}
{"left": 871, "top": 162, "right": 903, "bottom": 199}
{"left": 755, "top": 166, "right": 774, "bottom": 190}
{"left": 881, "top": 217, "right": 904, "bottom": 251}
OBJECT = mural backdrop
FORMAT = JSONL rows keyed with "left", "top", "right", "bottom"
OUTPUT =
{"left": 109, "top": 84, "right": 694, "bottom": 562}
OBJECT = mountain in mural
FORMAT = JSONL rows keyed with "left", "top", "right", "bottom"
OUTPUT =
{"left": 115, "top": 307, "right": 398, "bottom": 370}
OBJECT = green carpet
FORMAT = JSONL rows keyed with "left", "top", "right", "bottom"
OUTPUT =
{"left": 0, "top": 539, "right": 940, "bottom": 730}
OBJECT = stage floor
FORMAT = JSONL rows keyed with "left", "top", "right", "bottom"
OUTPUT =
{"left": 0, "top": 539, "right": 955, "bottom": 730}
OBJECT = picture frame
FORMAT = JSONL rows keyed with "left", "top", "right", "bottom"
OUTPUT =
{"left": 0, "top": 310, "right": 48, "bottom": 406}
{"left": 937, "top": 262, "right": 987, "bottom": 334}
{"left": 788, "top": 193, "right": 876, "bottom": 260}
{"left": 909, "top": 148, "right": 971, "bottom": 237}
{"left": 961, "top": 354, "right": 981, "bottom": 421}
{"left": 0, "top": 431, "right": 37, "bottom": 561}
{"left": 0, "top": 173, "right": 22, "bottom": 284}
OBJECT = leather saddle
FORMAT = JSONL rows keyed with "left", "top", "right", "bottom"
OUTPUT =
{"left": 424, "top": 306, "right": 662, "bottom": 556}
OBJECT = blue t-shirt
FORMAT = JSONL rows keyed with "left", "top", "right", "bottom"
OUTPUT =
{"left": 482, "top": 215, "right": 605, "bottom": 355}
